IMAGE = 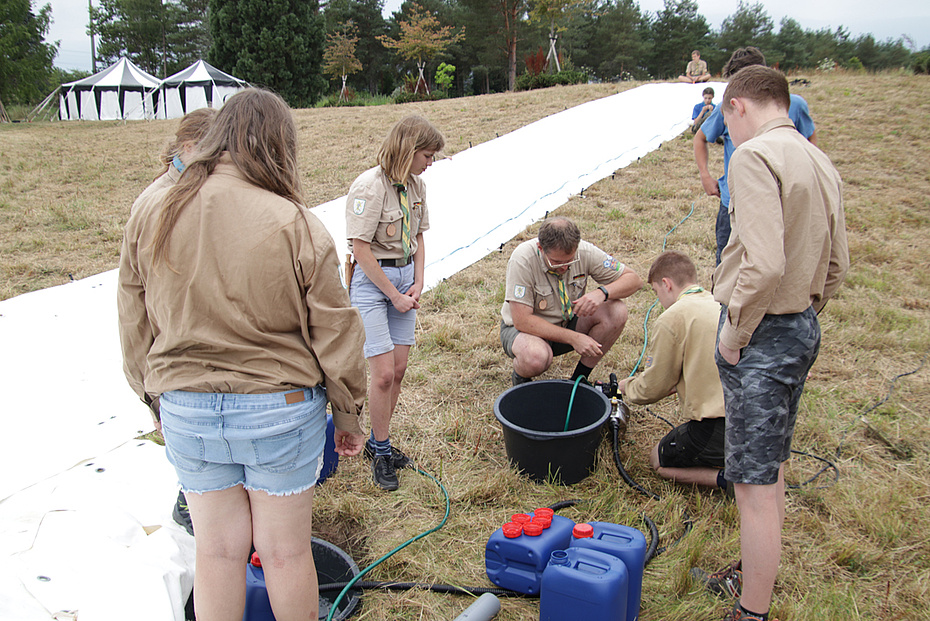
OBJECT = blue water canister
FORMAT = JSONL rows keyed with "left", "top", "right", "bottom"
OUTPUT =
{"left": 570, "top": 522, "right": 647, "bottom": 621}
{"left": 539, "top": 548, "right": 629, "bottom": 621}
{"left": 243, "top": 553, "right": 275, "bottom": 621}
{"left": 316, "top": 413, "right": 339, "bottom": 486}
{"left": 484, "top": 510, "right": 575, "bottom": 595}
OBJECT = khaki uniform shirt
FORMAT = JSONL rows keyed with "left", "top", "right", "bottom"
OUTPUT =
{"left": 714, "top": 118, "right": 849, "bottom": 351}
{"left": 501, "top": 239, "right": 624, "bottom": 326}
{"left": 623, "top": 289, "right": 724, "bottom": 421}
{"left": 686, "top": 59, "right": 708, "bottom": 77}
{"left": 129, "top": 166, "right": 180, "bottom": 215}
{"left": 118, "top": 153, "right": 368, "bottom": 434}
{"left": 345, "top": 166, "right": 429, "bottom": 259}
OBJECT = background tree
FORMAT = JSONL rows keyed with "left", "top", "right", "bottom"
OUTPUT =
{"left": 323, "top": 0, "right": 391, "bottom": 94}
{"left": 323, "top": 21, "right": 363, "bottom": 101}
{"left": 564, "top": 0, "right": 648, "bottom": 80}
{"left": 646, "top": 0, "right": 711, "bottom": 79}
{"left": 91, "top": 0, "right": 209, "bottom": 77}
{"left": 457, "top": 0, "right": 511, "bottom": 94}
{"left": 0, "top": 0, "right": 58, "bottom": 105}
{"left": 378, "top": 2, "right": 463, "bottom": 94}
{"left": 717, "top": 1, "right": 774, "bottom": 59}
{"left": 773, "top": 17, "right": 811, "bottom": 70}
{"left": 527, "top": 0, "right": 583, "bottom": 72}
{"left": 210, "top": 0, "right": 328, "bottom": 107}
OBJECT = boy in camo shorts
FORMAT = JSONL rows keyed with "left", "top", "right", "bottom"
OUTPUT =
{"left": 710, "top": 66, "right": 849, "bottom": 621}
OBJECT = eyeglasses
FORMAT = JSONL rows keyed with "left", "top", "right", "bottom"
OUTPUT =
{"left": 543, "top": 253, "right": 579, "bottom": 271}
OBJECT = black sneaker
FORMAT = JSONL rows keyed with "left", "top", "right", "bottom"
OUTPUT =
{"left": 372, "top": 453, "right": 399, "bottom": 491}
{"left": 363, "top": 442, "right": 412, "bottom": 470}
{"left": 172, "top": 490, "right": 194, "bottom": 536}
{"left": 512, "top": 370, "right": 531, "bottom": 386}
{"left": 691, "top": 560, "right": 742, "bottom": 599}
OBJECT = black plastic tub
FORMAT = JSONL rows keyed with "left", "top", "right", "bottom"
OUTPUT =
{"left": 494, "top": 380, "right": 611, "bottom": 485}
{"left": 314, "top": 537, "right": 361, "bottom": 620}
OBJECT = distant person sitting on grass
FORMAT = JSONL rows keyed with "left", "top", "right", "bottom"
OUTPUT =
{"left": 679, "top": 50, "right": 711, "bottom": 83}
{"left": 691, "top": 87, "right": 715, "bottom": 133}
{"left": 618, "top": 250, "right": 728, "bottom": 491}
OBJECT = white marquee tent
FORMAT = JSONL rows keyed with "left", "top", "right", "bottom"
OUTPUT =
{"left": 153, "top": 60, "right": 250, "bottom": 120}
{"left": 58, "top": 58, "right": 161, "bottom": 121}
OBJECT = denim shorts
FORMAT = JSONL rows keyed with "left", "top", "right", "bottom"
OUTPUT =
{"left": 350, "top": 263, "right": 416, "bottom": 358}
{"left": 716, "top": 306, "right": 821, "bottom": 485}
{"left": 159, "top": 387, "right": 326, "bottom": 496}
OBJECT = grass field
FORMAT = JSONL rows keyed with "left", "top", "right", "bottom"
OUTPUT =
{"left": 2, "top": 72, "right": 929, "bottom": 620}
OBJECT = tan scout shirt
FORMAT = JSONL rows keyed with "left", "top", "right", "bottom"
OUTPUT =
{"left": 129, "top": 166, "right": 180, "bottom": 215}
{"left": 345, "top": 166, "right": 429, "bottom": 259}
{"left": 686, "top": 59, "right": 708, "bottom": 77}
{"left": 118, "top": 153, "right": 368, "bottom": 434}
{"left": 714, "top": 118, "right": 849, "bottom": 351}
{"left": 501, "top": 239, "right": 624, "bottom": 326}
{"left": 623, "top": 289, "right": 724, "bottom": 422}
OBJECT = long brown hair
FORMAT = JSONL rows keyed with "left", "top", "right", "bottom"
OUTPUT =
{"left": 377, "top": 115, "right": 444, "bottom": 184}
{"left": 154, "top": 107, "right": 217, "bottom": 180}
{"left": 151, "top": 88, "right": 303, "bottom": 265}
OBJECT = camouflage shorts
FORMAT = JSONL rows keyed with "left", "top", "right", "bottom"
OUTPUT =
{"left": 716, "top": 307, "right": 821, "bottom": 485}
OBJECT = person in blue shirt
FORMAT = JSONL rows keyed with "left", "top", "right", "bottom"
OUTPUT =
{"left": 691, "top": 86, "right": 716, "bottom": 133}
{"left": 693, "top": 47, "right": 817, "bottom": 264}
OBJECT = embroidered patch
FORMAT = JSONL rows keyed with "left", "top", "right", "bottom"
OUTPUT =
{"left": 645, "top": 354, "right": 654, "bottom": 369}
{"left": 603, "top": 255, "right": 620, "bottom": 271}
{"left": 353, "top": 198, "right": 366, "bottom": 215}
{"left": 539, "top": 299, "right": 548, "bottom": 310}
{"left": 514, "top": 285, "right": 526, "bottom": 299}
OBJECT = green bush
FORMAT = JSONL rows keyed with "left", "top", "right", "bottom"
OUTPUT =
{"left": 847, "top": 56, "right": 865, "bottom": 72}
{"left": 912, "top": 52, "right": 930, "bottom": 75}
{"left": 392, "top": 90, "right": 448, "bottom": 104}
{"left": 514, "top": 69, "right": 589, "bottom": 92}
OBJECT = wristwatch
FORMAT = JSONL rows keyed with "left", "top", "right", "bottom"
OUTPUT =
{"left": 598, "top": 285, "right": 609, "bottom": 301}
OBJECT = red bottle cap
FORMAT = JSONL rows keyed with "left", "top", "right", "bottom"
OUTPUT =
{"left": 523, "top": 522, "right": 544, "bottom": 536}
{"left": 250, "top": 552, "right": 263, "bottom": 568}
{"left": 501, "top": 522, "right": 523, "bottom": 538}
{"left": 534, "top": 508, "right": 554, "bottom": 519}
{"left": 511, "top": 513, "right": 532, "bottom": 524}
{"left": 531, "top": 516, "right": 552, "bottom": 529}
{"left": 572, "top": 523, "right": 594, "bottom": 539}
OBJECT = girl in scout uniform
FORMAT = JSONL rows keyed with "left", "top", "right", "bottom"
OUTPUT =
{"left": 345, "top": 115, "right": 445, "bottom": 491}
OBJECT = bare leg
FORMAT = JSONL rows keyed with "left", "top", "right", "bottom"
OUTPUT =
{"left": 367, "top": 345, "right": 410, "bottom": 442}
{"left": 734, "top": 464, "right": 786, "bottom": 614}
{"left": 250, "top": 487, "right": 318, "bottom": 621}
{"left": 576, "top": 300, "right": 628, "bottom": 369}
{"left": 511, "top": 332, "right": 554, "bottom": 379}
{"left": 185, "top": 485, "right": 253, "bottom": 620}
{"left": 649, "top": 443, "right": 721, "bottom": 487}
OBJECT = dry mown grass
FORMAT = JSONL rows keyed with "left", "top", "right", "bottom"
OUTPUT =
{"left": 2, "top": 73, "right": 929, "bottom": 620}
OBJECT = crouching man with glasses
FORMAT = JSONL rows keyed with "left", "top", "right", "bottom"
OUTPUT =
{"left": 500, "top": 216, "right": 643, "bottom": 386}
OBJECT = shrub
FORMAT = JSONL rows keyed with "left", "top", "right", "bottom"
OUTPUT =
{"left": 515, "top": 69, "right": 588, "bottom": 92}
{"left": 912, "top": 52, "right": 930, "bottom": 75}
{"left": 847, "top": 57, "right": 865, "bottom": 72}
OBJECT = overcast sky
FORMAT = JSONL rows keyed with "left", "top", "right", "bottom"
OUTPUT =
{"left": 46, "top": 0, "right": 930, "bottom": 73}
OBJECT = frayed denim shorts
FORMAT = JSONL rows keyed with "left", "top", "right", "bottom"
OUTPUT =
{"left": 350, "top": 263, "right": 416, "bottom": 358}
{"left": 159, "top": 387, "right": 326, "bottom": 496}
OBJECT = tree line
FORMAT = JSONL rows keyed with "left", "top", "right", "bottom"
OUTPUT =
{"left": 3, "top": 0, "right": 928, "bottom": 109}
